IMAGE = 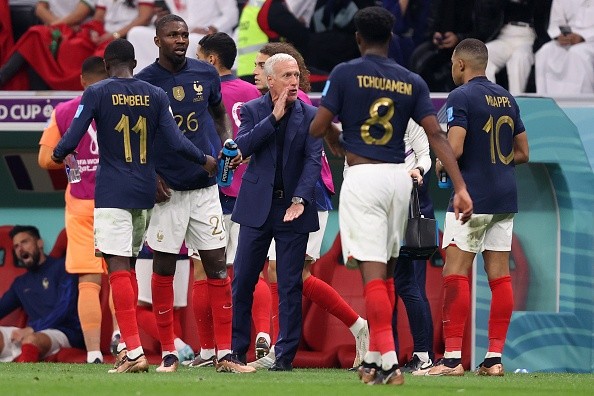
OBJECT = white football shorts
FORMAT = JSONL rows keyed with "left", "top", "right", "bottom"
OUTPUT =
{"left": 339, "top": 163, "right": 411, "bottom": 268}
{"left": 146, "top": 185, "right": 226, "bottom": 254}
{"left": 94, "top": 208, "right": 149, "bottom": 257}
{"left": 442, "top": 212, "right": 514, "bottom": 253}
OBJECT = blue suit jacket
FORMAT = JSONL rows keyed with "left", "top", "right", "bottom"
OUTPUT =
{"left": 232, "top": 93, "right": 322, "bottom": 233}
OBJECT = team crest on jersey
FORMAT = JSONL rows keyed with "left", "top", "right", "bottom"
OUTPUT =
{"left": 173, "top": 86, "right": 185, "bottom": 101}
{"left": 42, "top": 277, "right": 49, "bottom": 290}
{"left": 193, "top": 81, "right": 204, "bottom": 102}
{"left": 156, "top": 230, "right": 164, "bottom": 243}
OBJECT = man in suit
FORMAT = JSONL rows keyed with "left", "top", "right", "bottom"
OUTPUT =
{"left": 231, "top": 53, "right": 322, "bottom": 371}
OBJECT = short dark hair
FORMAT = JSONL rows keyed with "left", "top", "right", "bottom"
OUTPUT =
{"left": 260, "top": 42, "right": 311, "bottom": 93}
{"left": 454, "top": 38, "right": 488, "bottom": 68}
{"left": 103, "top": 38, "right": 135, "bottom": 65}
{"left": 9, "top": 225, "right": 41, "bottom": 240}
{"left": 81, "top": 56, "right": 106, "bottom": 76}
{"left": 156, "top": 14, "right": 187, "bottom": 35}
{"left": 354, "top": 6, "right": 395, "bottom": 45}
{"left": 198, "top": 32, "right": 237, "bottom": 70}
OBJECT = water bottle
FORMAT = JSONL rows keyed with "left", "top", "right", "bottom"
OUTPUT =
{"left": 217, "top": 139, "right": 238, "bottom": 187}
{"left": 438, "top": 170, "right": 453, "bottom": 189}
{"left": 64, "top": 153, "right": 81, "bottom": 184}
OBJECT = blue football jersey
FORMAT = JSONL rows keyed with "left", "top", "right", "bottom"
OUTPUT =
{"left": 446, "top": 76, "right": 526, "bottom": 213}
{"left": 136, "top": 58, "right": 223, "bottom": 190}
{"left": 54, "top": 77, "right": 206, "bottom": 209}
{"left": 320, "top": 54, "right": 435, "bottom": 163}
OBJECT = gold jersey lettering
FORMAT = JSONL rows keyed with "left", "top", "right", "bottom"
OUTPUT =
{"left": 357, "top": 75, "right": 412, "bottom": 95}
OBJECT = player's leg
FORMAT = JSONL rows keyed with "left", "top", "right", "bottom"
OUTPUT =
{"left": 341, "top": 164, "right": 409, "bottom": 385}
{"left": 426, "top": 213, "right": 489, "bottom": 377}
{"left": 477, "top": 214, "right": 514, "bottom": 376}
{"left": 188, "top": 255, "right": 216, "bottom": 367}
{"left": 98, "top": 208, "right": 149, "bottom": 373}
{"left": 189, "top": 185, "right": 254, "bottom": 373}
{"left": 65, "top": 210, "right": 106, "bottom": 363}
{"left": 145, "top": 190, "right": 190, "bottom": 371}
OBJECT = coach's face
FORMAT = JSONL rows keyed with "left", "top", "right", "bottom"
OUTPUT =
{"left": 268, "top": 59, "right": 300, "bottom": 105}
{"left": 12, "top": 232, "right": 44, "bottom": 270}
{"left": 155, "top": 20, "right": 189, "bottom": 66}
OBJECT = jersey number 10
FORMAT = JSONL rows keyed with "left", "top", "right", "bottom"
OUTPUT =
{"left": 482, "top": 114, "right": 514, "bottom": 165}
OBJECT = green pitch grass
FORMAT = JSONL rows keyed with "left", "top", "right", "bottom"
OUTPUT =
{"left": 1, "top": 363, "right": 592, "bottom": 396}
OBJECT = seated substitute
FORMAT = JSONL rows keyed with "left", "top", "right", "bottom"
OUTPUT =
{"left": 0, "top": 225, "right": 84, "bottom": 363}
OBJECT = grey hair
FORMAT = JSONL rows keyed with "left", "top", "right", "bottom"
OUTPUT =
{"left": 263, "top": 53, "right": 297, "bottom": 78}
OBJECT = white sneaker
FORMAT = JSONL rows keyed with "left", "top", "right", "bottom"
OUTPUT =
{"left": 247, "top": 345, "right": 275, "bottom": 369}
{"left": 353, "top": 320, "right": 370, "bottom": 367}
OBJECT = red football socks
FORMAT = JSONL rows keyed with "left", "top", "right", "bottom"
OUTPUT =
{"left": 192, "top": 280, "right": 215, "bottom": 350}
{"left": 385, "top": 278, "right": 396, "bottom": 310}
{"left": 303, "top": 275, "right": 359, "bottom": 327}
{"left": 442, "top": 274, "right": 470, "bottom": 353}
{"left": 364, "top": 279, "right": 395, "bottom": 355}
{"left": 151, "top": 273, "right": 175, "bottom": 353}
{"left": 252, "top": 277, "right": 272, "bottom": 335}
{"left": 109, "top": 270, "right": 141, "bottom": 350}
{"left": 207, "top": 277, "right": 233, "bottom": 351}
{"left": 16, "top": 343, "right": 40, "bottom": 362}
{"left": 488, "top": 275, "right": 514, "bottom": 353}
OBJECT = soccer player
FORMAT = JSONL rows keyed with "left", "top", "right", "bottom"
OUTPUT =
{"left": 248, "top": 42, "right": 369, "bottom": 370}
{"left": 310, "top": 6, "right": 473, "bottom": 386}
{"left": 135, "top": 15, "right": 252, "bottom": 374}
{"left": 189, "top": 31, "right": 262, "bottom": 368}
{"left": 52, "top": 38, "right": 212, "bottom": 373}
{"left": 425, "top": 38, "right": 529, "bottom": 377}
{"left": 38, "top": 55, "right": 113, "bottom": 365}
{"left": 0, "top": 226, "right": 84, "bottom": 363}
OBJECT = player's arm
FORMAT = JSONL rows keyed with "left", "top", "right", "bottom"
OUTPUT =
{"left": 52, "top": 92, "right": 95, "bottom": 163}
{"left": 209, "top": 101, "right": 233, "bottom": 143}
{"left": 38, "top": 110, "right": 64, "bottom": 170}
{"left": 513, "top": 131, "right": 529, "bottom": 165}
{"left": 309, "top": 106, "right": 344, "bottom": 157}
{"left": 446, "top": 125, "right": 467, "bottom": 160}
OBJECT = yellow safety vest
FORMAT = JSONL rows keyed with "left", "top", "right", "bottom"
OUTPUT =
{"left": 237, "top": 0, "right": 269, "bottom": 77}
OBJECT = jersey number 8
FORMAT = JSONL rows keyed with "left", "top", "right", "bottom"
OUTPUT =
{"left": 360, "top": 97, "right": 394, "bottom": 145}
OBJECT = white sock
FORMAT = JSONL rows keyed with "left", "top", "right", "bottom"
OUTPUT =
{"left": 363, "top": 351, "right": 381, "bottom": 366}
{"left": 117, "top": 342, "right": 127, "bottom": 353}
{"left": 200, "top": 348, "right": 216, "bottom": 359}
{"left": 255, "top": 331, "right": 271, "bottom": 345}
{"left": 413, "top": 352, "right": 430, "bottom": 363}
{"left": 444, "top": 351, "right": 462, "bottom": 359}
{"left": 87, "top": 351, "right": 103, "bottom": 363}
{"left": 127, "top": 346, "right": 144, "bottom": 360}
{"left": 349, "top": 317, "right": 366, "bottom": 337}
{"left": 173, "top": 338, "right": 186, "bottom": 351}
{"left": 485, "top": 352, "right": 502, "bottom": 358}
{"left": 381, "top": 351, "right": 398, "bottom": 371}
{"left": 217, "top": 349, "right": 232, "bottom": 360}
{"left": 112, "top": 330, "right": 120, "bottom": 338}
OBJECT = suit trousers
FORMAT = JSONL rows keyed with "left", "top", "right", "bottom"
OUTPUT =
{"left": 232, "top": 198, "right": 308, "bottom": 364}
